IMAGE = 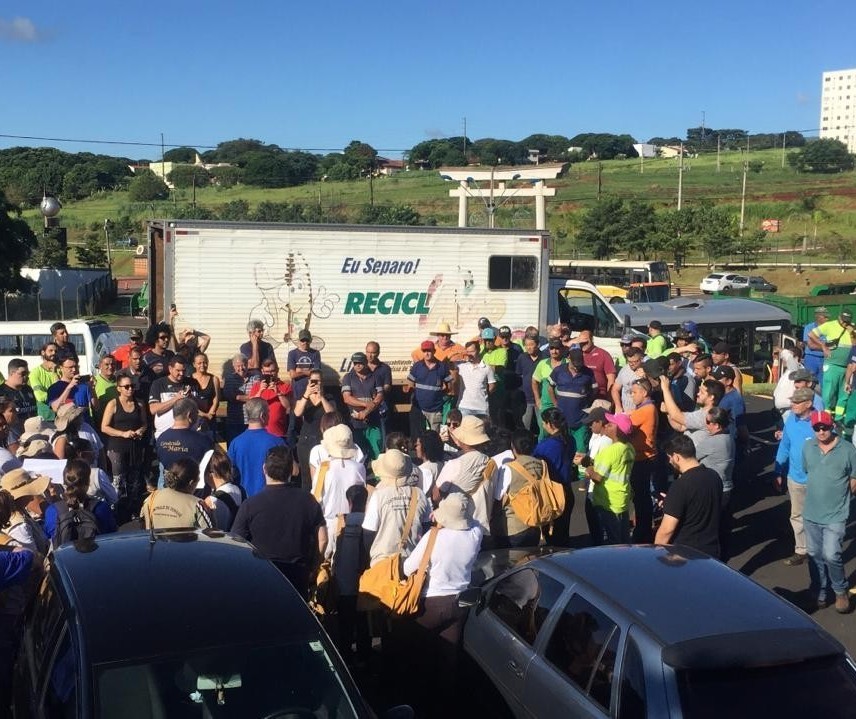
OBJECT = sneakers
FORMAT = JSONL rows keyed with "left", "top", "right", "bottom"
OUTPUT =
{"left": 783, "top": 553, "right": 807, "bottom": 566}
{"left": 835, "top": 594, "right": 852, "bottom": 614}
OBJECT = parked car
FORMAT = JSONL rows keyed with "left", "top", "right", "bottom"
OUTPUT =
{"left": 730, "top": 275, "right": 778, "bottom": 292}
{"left": 13, "top": 529, "right": 413, "bottom": 719}
{"left": 699, "top": 272, "right": 739, "bottom": 293}
{"left": 114, "top": 236, "right": 137, "bottom": 247}
{"left": 460, "top": 545, "right": 856, "bottom": 718}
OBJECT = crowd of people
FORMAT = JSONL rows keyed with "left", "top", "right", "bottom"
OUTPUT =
{"left": 1, "top": 310, "right": 855, "bottom": 711}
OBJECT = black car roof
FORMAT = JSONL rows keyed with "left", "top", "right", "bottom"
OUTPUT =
{"left": 537, "top": 545, "right": 843, "bottom": 664}
{"left": 52, "top": 530, "right": 321, "bottom": 665}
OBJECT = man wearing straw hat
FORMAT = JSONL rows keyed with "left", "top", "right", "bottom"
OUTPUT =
{"left": 411, "top": 321, "right": 466, "bottom": 364}
{"left": 312, "top": 424, "right": 366, "bottom": 558}
{"left": 435, "top": 415, "right": 494, "bottom": 543}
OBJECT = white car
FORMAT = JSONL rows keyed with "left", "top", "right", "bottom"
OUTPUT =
{"left": 700, "top": 272, "right": 739, "bottom": 293}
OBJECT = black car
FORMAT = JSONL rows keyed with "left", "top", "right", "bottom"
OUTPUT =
{"left": 13, "top": 529, "right": 411, "bottom": 718}
{"left": 461, "top": 545, "right": 856, "bottom": 718}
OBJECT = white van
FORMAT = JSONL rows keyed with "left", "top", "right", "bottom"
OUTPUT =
{"left": 0, "top": 320, "right": 111, "bottom": 376}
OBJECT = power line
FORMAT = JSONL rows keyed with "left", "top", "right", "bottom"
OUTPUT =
{"left": 0, "top": 132, "right": 408, "bottom": 154}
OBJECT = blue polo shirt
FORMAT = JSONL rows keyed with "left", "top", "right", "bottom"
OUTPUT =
{"left": 407, "top": 360, "right": 452, "bottom": 413}
{"left": 548, "top": 365, "right": 594, "bottom": 427}
{"left": 718, "top": 389, "right": 746, "bottom": 440}
{"left": 341, "top": 368, "right": 384, "bottom": 428}
{"left": 774, "top": 412, "right": 814, "bottom": 485}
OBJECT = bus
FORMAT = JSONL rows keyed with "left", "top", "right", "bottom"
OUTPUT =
{"left": 621, "top": 296, "right": 792, "bottom": 383}
{"left": 549, "top": 259, "right": 672, "bottom": 302}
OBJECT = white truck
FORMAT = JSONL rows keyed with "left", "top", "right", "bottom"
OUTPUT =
{"left": 146, "top": 220, "right": 632, "bottom": 384}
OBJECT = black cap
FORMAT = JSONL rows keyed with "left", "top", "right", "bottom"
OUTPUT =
{"left": 712, "top": 341, "right": 730, "bottom": 355}
{"left": 711, "top": 364, "right": 736, "bottom": 380}
{"left": 350, "top": 352, "right": 368, "bottom": 364}
{"left": 568, "top": 348, "right": 584, "bottom": 366}
{"left": 582, "top": 407, "right": 608, "bottom": 425}
{"left": 498, "top": 325, "right": 512, "bottom": 338}
{"left": 477, "top": 317, "right": 492, "bottom": 330}
{"left": 648, "top": 320, "right": 663, "bottom": 330}
{"left": 642, "top": 358, "right": 664, "bottom": 379}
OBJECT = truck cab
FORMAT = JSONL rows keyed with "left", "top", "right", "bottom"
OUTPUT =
{"left": 555, "top": 282, "right": 642, "bottom": 355}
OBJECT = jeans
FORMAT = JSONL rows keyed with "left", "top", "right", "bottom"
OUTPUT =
{"left": 594, "top": 506, "right": 630, "bottom": 545}
{"left": 805, "top": 519, "right": 848, "bottom": 600}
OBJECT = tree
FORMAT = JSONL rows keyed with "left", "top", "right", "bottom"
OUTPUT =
{"left": 576, "top": 196, "right": 627, "bottom": 259}
{"left": 692, "top": 203, "right": 737, "bottom": 267}
{"left": 343, "top": 141, "right": 378, "bottom": 176}
{"left": 167, "top": 164, "right": 210, "bottom": 189}
{"left": 619, "top": 201, "right": 658, "bottom": 259}
{"left": 217, "top": 200, "right": 251, "bottom": 221}
{"left": 75, "top": 225, "right": 108, "bottom": 267}
{"left": 732, "top": 229, "right": 766, "bottom": 266}
{"left": 128, "top": 170, "right": 169, "bottom": 201}
{"left": 356, "top": 204, "right": 422, "bottom": 226}
{"left": 788, "top": 139, "right": 855, "bottom": 173}
{"left": 163, "top": 147, "right": 198, "bottom": 163}
{"left": 209, "top": 165, "right": 243, "bottom": 188}
{"left": 30, "top": 227, "right": 68, "bottom": 269}
{"left": 568, "top": 133, "right": 637, "bottom": 160}
{"left": 0, "top": 189, "right": 38, "bottom": 290}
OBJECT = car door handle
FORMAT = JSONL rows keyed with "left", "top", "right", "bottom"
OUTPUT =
{"left": 507, "top": 659, "right": 524, "bottom": 678}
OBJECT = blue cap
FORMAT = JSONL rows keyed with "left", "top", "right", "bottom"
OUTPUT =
{"left": 481, "top": 328, "right": 496, "bottom": 340}
{"left": 680, "top": 321, "right": 698, "bottom": 337}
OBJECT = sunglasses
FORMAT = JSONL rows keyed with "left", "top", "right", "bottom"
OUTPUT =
{"left": 118, "top": 384, "right": 133, "bottom": 389}
{"left": 812, "top": 424, "right": 833, "bottom": 432}
{"left": 158, "top": 335, "right": 170, "bottom": 340}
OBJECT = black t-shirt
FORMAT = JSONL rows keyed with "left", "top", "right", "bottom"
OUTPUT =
{"left": 231, "top": 484, "right": 325, "bottom": 567}
{"left": 663, "top": 465, "right": 723, "bottom": 558}
{"left": 142, "top": 349, "right": 175, "bottom": 378}
{"left": 156, "top": 427, "right": 214, "bottom": 470}
{"left": 0, "top": 383, "right": 37, "bottom": 422}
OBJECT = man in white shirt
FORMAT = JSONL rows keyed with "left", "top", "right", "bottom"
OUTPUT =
{"left": 451, "top": 341, "right": 495, "bottom": 419}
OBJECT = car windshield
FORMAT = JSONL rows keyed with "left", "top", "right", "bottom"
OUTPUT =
{"left": 676, "top": 655, "right": 856, "bottom": 717}
{"left": 95, "top": 640, "right": 362, "bottom": 718}
{"left": 707, "top": 274, "right": 723, "bottom": 280}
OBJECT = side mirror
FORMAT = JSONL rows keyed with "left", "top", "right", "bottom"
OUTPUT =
{"left": 458, "top": 586, "right": 482, "bottom": 609}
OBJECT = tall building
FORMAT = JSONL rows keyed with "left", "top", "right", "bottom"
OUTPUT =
{"left": 820, "top": 68, "right": 856, "bottom": 153}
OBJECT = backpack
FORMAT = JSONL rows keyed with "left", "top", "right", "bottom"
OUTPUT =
{"left": 213, "top": 487, "right": 246, "bottom": 528}
{"left": 52, "top": 498, "right": 100, "bottom": 549}
{"left": 506, "top": 459, "right": 566, "bottom": 527}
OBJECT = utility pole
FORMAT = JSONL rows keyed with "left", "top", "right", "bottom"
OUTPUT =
{"left": 739, "top": 151, "right": 748, "bottom": 236}
{"left": 781, "top": 131, "right": 787, "bottom": 169}
{"left": 677, "top": 143, "right": 684, "bottom": 210}
{"left": 716, "top": 135, "right": 721, "bottom": 173}
{"left": 462, "top": 117, "right": 467, "bottom": 162}
{"left": 597, "top": 162, "right": 603, "bottom": 201}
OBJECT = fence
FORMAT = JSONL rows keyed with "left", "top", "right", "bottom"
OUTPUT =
{"left": 2, "top": 275, "right": 116, "bottom": 321}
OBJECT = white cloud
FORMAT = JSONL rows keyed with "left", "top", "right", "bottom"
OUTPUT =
{"left": 0, "top": 17, "right": 41, "bottom": 43}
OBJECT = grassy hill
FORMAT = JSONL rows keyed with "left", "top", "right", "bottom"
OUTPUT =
{"left": 26, "top": 147, "right": 856, "bottom": 266}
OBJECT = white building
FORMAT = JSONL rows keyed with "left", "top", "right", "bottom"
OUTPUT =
{"left": 820, "top": 68, "right": 856, "bottom": 153}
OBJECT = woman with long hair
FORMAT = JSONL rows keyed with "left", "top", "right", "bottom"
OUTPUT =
{"left": 101, "top": 375, "right": 147, "bottom": 516}
{"left": 535, "top": 407, "right": 576, "bottom": 547}
{"left": 293, "top": 368, "right": 334, "bottom": 490}
{"left": 191, "top": 352, "right": 221, "bottom": 433}
{"left": 43, "top": 459, "right": 117, "bottom": 541}
{"left": 415, "top": 430, "right": 445, "bottom": 504}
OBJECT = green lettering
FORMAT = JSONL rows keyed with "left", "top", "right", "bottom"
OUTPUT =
{"left": 392, "top": 293, "right": 403, "bottom": 313}
{"left": 402, "top": 293, "right": 418, "bottom": 314}
{"left": 378, "top": 292, "right": 395, "bottom": 314}
{"left": 416, "top": 293, "right": 430, "bottom": 313}
{"left": 344, "top": 293, "right": 364, "bottom": 314}
{"left": 364, "top": 292, "right": 379, "bottom": 313}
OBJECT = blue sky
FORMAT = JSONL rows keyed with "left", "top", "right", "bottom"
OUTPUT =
{"left": 1, "top": 1, "right": 853, "bottom": 160}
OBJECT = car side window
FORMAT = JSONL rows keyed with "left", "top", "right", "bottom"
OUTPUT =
{"left": 544, "top": 594, "right": 620, "bottom": 712}
{"left": 41, "top": 625, "right": 77, "bottom": 717}
{"left": 618, "top": 635, "right": 647, "bottom": 719}
{"left": 487, "top": 568, "right": 564, "bottom": 646}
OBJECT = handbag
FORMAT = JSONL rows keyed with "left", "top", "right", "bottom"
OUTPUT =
{"left": 358, "top": 487, "right": 425, "bottom": 613}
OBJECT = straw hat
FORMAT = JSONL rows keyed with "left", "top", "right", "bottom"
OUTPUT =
{"left": 430, "top": 321, "right": 457, "bottom": 336}
{"left": 1, "top": 468, "right": 51, "bottom": 500}
{"left": 321, "top": 424, "right": 357, "bottom": 460}
{"left": 54, "top": 403, "right": 85, "bottom": 431}
{"left": 450, "top": 415, "right": 490, "bottom": 447}
{"left": 16, "top": 438, "right": 54, "bottom": 459}
{"left": 433, "top": 492, "right": 474, "bottom": 531}
{"left": 19, "top": 416, "right": 55, "bottom": 444}
{"left": 371, "top": 449, "right": 413, "bottom": 485}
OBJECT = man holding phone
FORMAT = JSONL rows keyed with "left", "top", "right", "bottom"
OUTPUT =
{"left": 149, "top": 356, "right": 200, "bottom": 439}
{"left": 47, "top": 358, "right": 97, "bottom": 422}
